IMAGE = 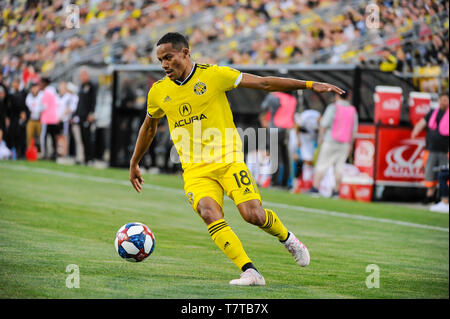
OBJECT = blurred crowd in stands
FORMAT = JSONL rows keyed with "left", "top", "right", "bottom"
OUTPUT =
{"left": 0, "top": 0, "right": 448, "bottom": 85}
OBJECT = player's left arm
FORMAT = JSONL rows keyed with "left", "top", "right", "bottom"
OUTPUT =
{"left": 238, "top": 73, "right": 345, "bottom": 95}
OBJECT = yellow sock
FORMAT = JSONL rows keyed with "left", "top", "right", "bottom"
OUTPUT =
{"left": 260, "top": 209, "right": 289, "bottom": 242}
{"left": 208, "top": 219, "right": 252, "bottom": 270}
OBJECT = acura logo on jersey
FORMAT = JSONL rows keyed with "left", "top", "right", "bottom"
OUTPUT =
{"left": 179, "top": 103, "right": 192, "bottom": 117}
{"left": 194, "top": 82, "right": 207, "bottom": 95}
{"left": 174, "top": 114, "right": 207, "bottom": 128}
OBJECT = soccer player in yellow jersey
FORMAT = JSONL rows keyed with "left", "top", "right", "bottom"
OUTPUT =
{"left": 130, "top": 32, "right": 345, "bottom": 286}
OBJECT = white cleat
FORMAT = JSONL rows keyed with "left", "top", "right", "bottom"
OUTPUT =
{"left": 283, "top": 232, "right": 310, "bottom": 267}
{"left": 229, "top": 269, "right": 266, "bottom": 286}
{"left": 430, "top": 201, "right": 449, "bottom": 213}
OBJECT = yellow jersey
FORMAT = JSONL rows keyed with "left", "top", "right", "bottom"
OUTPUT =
{"left": 146, "top": 63, "right": 244, "bottom": 171}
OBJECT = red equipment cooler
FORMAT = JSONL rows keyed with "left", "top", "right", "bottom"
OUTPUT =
{"left": 373, "top": 86, "right": 403, "bottom": 125}
{"left": 339, "top": 176, "right": 374, "bottom": 202}
{"left": 354, "top": 124, "right": 376, "bottom": 178}
{"left": 409, "top": 91, "right": 431, "bottom": 126}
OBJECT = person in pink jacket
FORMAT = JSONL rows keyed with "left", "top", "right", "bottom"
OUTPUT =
{"left": 39, "top": 77, "right": 60, "bottom": 160}
{"left": 312, "top": 91, "right": 358, "bottom": 197}
{"left": 412, "top": 91, "right": 449, "bottom": 208}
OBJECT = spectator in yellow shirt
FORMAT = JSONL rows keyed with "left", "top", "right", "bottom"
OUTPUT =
{"left": 379, "top": 49, "right": 398, "bottom": 72}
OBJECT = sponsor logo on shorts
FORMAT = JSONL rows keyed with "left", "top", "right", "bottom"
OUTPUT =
{"left": 187, "top": 192, "right": 194, "bottom": 205}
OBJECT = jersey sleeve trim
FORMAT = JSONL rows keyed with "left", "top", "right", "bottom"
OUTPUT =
{"left": 147, "top": 110, "right": 164, "bottom": 119}
{"left": 234, "top": 73, "right": 243, "bottom": 88}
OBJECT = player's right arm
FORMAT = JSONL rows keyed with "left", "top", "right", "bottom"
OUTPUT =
{"left": 130, "top": 115, "right": 160, "bottom": 193}
{"left": 130, "top": 83, "right": 166, "bottom": 193}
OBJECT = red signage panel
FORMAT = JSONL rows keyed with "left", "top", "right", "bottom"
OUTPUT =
{"left": 375, "top": 126, "right": 426, "bottom": 184}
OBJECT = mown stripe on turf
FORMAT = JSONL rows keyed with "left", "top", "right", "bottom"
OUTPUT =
{"left": 265, "top": 201, "right": 449, "bottom": 233}
{"left": 1, "top": 163, "right": 447, "bottom": 233}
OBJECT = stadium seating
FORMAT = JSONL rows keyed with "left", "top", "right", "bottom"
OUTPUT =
{"left": 0, "top": 0, "right": 448, "bottom": 89}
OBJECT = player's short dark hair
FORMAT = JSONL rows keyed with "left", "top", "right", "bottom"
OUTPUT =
{"left": 156, "top": 32, "right": 189, "bottom": 50}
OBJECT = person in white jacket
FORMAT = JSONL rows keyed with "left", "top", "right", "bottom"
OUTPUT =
{"left": 57, "top": 81, "right": 78, "bottom": 157}
{"left": 25, "top": 81, "right": 43, "bottom": 150}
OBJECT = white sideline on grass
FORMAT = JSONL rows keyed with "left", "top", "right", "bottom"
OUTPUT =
{"left": 0, "top": 162, "right": 448, "bottom": 233}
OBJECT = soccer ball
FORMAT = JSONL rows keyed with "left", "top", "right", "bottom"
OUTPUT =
{"left": 115, "top": 222, "right": 155, "bottom": 262}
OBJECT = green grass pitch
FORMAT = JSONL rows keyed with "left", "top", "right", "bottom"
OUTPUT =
{"left": 0, "top": 160, "right": 448, "bottom": 298}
